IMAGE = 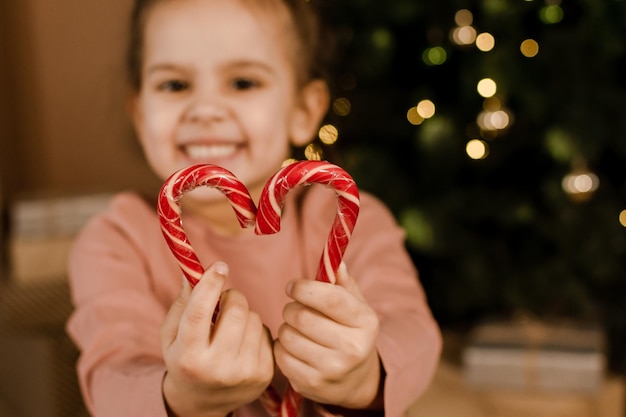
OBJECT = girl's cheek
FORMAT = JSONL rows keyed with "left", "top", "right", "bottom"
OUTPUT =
{"left": 143, "top": 105, "right": 177, "bottom": 137}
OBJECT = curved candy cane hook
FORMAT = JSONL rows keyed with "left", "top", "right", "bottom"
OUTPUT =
{"left": 256, "top": 160, "right": 360, "bottom": 284}
{"left": 157, "top": 164, "right": 257, "bottom": 286}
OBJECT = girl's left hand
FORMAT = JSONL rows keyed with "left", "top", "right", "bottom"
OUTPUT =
{"left": 274, "top": 263, "right": 383, "bottom": 410}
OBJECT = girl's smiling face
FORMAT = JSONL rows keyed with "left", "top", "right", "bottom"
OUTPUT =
{"left": 131, "top": 0, "right": 328, "bottom": 202}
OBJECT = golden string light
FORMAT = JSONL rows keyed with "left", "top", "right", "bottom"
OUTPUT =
{"left": 450, "top": 9, "right": 476, "bottom": 46}
{"left": 477, "top": 78, "right": 497, "bottom": 98}
{"left": 454, "top": 9, "right": 473, "bottom": 26}
{"left": 476, "top": 33, "right": 495, "bottom": 52}
{"left": 304, "top": 143, "right": 323, "bottom": 161}
{"left": 407, "top": 100, "right": 436, "bottom": 126}
{"left": 562, "top": 164, "right": 600, "bottom": 202}
{"left": 466, "top": 139, "right": 489, "bottom": 160}
{"left": 407, "top": 107, "right": 424, "bottom": 125}
{"left": 451, "top": 26, "right": 477, "bottom": 45}
{"left": 417, "top": 100, "right": 436, "bottom": 119}
{"left": 477, "top": 109, "right": 511, "bottom": 131}
{"left": 332, "top": 98, "right": 351, "bottom": 117}
{"left": 318, "top": 124, "right": 339, "bottom": 145}
{"left": 418, "top": 7, "right": 550, "bottom": 161}
{"left": 562, "top": 172, "right": 599, "bottom": 194}
{"left": 520, "top": 39, "right": 540, "bottom": 57}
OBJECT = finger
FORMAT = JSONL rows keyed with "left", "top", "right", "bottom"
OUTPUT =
{"left": 335, "top": 262, "right": 365, "bottom": 302}
{"left": 243, "top": 312, "right": 270, "bottom": 360}
{"left": 286, "top": 278, "right": 365, "bottom": 327}
{"left": 211, "top": 288, "right": 251, "bottom": 352}
{"left": 161, "top": 276, "right": 193, "bottom": 349}
{"left": 274, "top": 330, "right": 321, "bottom": 379}
{"left": 282, "top": 301, "right": 341, "bottom": 348}
{"left": 241, "top": 315, "right": 275, "bottom": 378}
{"left": 276, "top": 320, "right": 331, "bottom": 367}
{"left": 177, "top": 262, "right": 228, "bottom": 346}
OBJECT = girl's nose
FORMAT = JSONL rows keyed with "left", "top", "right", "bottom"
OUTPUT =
{"left": 185, "top": 99, "right": 228, "bottom": 123}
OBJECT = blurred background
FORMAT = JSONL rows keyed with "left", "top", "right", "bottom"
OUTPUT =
{"left": 321, "top": 0, "right": 626, "bottom": 372}
{"left": 0, "top": 0, "right": 625, "bottom": 416}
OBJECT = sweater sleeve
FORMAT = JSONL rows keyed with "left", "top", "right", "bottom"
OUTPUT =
{"left": 66, "top": 193, "right": 173, "bottom": 417}
{"left": 328, "top": 192, "right": 442, "bottom": 417}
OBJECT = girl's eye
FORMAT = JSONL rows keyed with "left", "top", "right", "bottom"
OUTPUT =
{"left": 159, "top": 80, "right": 189, "bottom": 92}
{"left": 232, "top": 78, "right": 258, "bottom": 90}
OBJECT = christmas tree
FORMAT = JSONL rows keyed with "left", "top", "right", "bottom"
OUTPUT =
{"left": 313, "top": 0, "right": 626, "bottom": 375}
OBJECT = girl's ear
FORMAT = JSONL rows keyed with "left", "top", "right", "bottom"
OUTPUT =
{"left": 289, "top": 79, "right": 330, "bottom": 147}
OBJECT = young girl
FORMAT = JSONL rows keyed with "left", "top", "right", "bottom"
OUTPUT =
{"left": 66, "top": 0, "right": 441, "bottom": 416}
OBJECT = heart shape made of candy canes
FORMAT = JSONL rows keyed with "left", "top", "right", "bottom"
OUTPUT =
{"left": 158, "top": 160, "right": 360, "bottom": 286}
{"left": 157, "top": 160, "right": 360, "bottom": 417}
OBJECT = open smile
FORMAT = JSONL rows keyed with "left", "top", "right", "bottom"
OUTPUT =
{"left": 182, "top": 143, "right": 241, "bottom": 160}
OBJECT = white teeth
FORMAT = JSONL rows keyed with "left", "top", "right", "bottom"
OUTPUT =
{"left": 184, "top": 144, "right": 237, "bottom": 159}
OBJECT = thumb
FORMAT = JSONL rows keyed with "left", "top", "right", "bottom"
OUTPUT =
{"left": 335, "top": 262, "right": 365, "bottom": 301}
{"left": 161, "top": 276, "right": 193, "bottom": 349}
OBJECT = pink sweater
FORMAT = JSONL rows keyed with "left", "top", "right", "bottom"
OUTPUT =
{"left": 66, "top": 186, "right": 441, "bottom": 417}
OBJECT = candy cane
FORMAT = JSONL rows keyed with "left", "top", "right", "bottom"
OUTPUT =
{"left": 158, "top": 166, "right": 285, "bottom": 413}
{"left": 256, "top": 160, "right": 360, "bottom": 284}
{"left": 158, "top": 161, "right": 360, "bottom": 417}
{"left": 256, "top": 160, "right": 360, "bottom": 417}
{"left": 157, "top": 164, "right": 257, "bottom": 287}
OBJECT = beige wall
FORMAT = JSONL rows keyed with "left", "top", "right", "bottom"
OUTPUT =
{"left": 0, "top": 0, "right": 160, "bottom": 202}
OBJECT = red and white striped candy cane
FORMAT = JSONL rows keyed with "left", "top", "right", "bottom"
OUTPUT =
{"left": 157, "top": 164, "right": 257, "bottom": 287}
{"left": 158, "top": 161, "right": 360, "bottom": 417}
{"left": 158, "top": 166, "right": 286, "bottom": 414}
{"left": 256, "top": 160, "right": 360, "bottom": 284}
{"left": 256, "top": 160, "right": 360, "bottom": 417}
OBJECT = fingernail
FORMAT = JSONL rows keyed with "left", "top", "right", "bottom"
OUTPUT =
{"left": 213, "top": 261, "right": 229, "bottom": 277}
{"left": 285, "top": 280, "right": 294, "bottom": 295}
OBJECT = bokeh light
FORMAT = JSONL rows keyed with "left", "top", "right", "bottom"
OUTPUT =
{"left": 318, "top": 124, "right": 339, "bottom": 145}
{"left": 332, "top": 97, "right": 351, "bottom": 116}
{"left": 455, "top": 9, "right": 473, "bottom": 26}
{"left": 562, "top": 173, "right": 599, "bottom": 193}
{"left": 562, "top": 170, "right": 599, "bottom": 202}
{"left": 417, "top": 99, "right": 436, "bottom": 119}
{"left": 540, "top": 5, "right": 564, "bottom": 24}
{"left": 417, "top": 116, "right": 455, "bottom": 148}
{"left": 371, "top": 28, "right": 393, "bottom": 49}
{"left": 282, "top": 158, "right": 297, "bottom": 167}
{"left": 407, "top": 107, "right": 424, "bottom": 125}
{"left": 466, "top": 139, "right": 489, "bottom": 159}
{"left": 520, "top": 39, "right": 540, "bottom": 57}
{"left": 476, "top": 33, "right": 495, "bottom": 51}
{"left": 477, "top": 109, "right": 511, "bottom": 131}
{"left": 401, "top": 208, "right": 435, "bottom": 251}
{"left": 477, "top": 78, "right": 497, "bottom": 97}
{"left": 545, "top": 129, "right": 575, "bottom": 162}
{"left": 423, "top": 47, "right": 447, "bottom": 65}
{"left": 304, "top": 143, "right": 323, "bottom": 160}
{"left": 451, "top": 26, "right": 477, "bottom": 45}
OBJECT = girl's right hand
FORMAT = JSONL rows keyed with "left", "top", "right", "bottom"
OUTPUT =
{"left": 160, "top": 262, "right": 274, "bottom": 417}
